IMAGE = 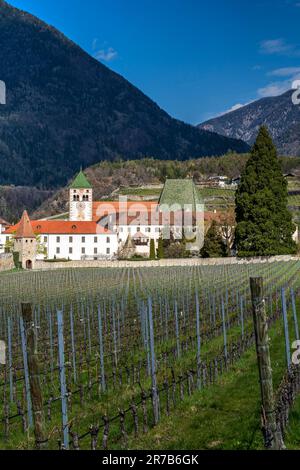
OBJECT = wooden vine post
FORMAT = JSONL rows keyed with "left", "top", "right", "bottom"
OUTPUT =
{"left": 21, "top": 303, "right": 48, "bottom": 449}
{"left": 249, "top": 278, "right": 285, "bottom": 450}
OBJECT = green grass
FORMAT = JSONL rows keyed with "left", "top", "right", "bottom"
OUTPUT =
{"left": 118, "top": 188, "right": 162, "bottom": 197}
{"left": 128, "top": 313, "right": 300, "bottom": 450}
{"left": 288, "top": 195, "right": 300, "bottom": 207}
{"left": 45, "top": 212, "right": 69, "bottom": 220}
{"left": 285, "top": 399, "right": 300, "bottom": 449}
{"left": 198, "top": 188, "right": 236, "bottom": 198}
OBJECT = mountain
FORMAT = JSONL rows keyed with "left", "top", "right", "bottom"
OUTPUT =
{"left": 0, "top": 0, "right": 248, "bottom": 189}
{"left": 198, "top": 90, "right": 300, "bottom": 156}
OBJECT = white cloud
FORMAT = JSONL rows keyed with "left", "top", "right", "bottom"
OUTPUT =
{"left": 94, "top": 47, "right": 118, "bottom": 62}
{"left": 91, "top": 39, "right": 118, "bottom": 63}
{"left": 252, "top": 65, "right": 262, "bottom": 71}
{"left": 258, "top": 82, "right": 291, "bottom": 97}
{"left": 268, "top": 67, "right": 300, "bottom": 77}
{"left": 92, "top": 38, "right": 98, "bottom": 51}
{"left": 259, "top": 38, "right": 300, "bottom": 57}
{"left": 258, "top": 66, "right": 300, "bottom": 97}
{"left": 208, "top": 102, "right": 251, "bottom": 120}
{"left": 222, "top": 103, "right": 246, "bottom": 114}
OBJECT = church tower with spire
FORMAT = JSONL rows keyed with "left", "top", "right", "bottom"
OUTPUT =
{"left": 69, "top": 170, "right": 93, "bottom": 221}
{"left": 14, "top": 211, "right": 37, "bottom": 270}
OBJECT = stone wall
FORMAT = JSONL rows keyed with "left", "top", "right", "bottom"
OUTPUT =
{"left": 35, "top": 255, "right": 299, "bottom": 270}
{"left": 0, "top": 254, "right": 14, "bottom": 272}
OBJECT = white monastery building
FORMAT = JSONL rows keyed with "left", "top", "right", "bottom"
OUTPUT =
{"left": 0, "top": 172, "right": 204, "bottom": 266}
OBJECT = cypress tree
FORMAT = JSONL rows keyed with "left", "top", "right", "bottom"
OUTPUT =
{"left": 149, "top": 239, "right": 156, "bottom": 260}
{"left": 235, "top": 126, "right": 296, "bottom": 257}
{"left": 157, "top": 237, "right": 164, "bottom": 259}
{"left": 200, "top": 221, "right": 227, "bottom": 258}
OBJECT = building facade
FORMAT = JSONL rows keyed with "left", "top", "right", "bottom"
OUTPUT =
{"left": 0, "top": 173, "right": 203, "bottom": 267}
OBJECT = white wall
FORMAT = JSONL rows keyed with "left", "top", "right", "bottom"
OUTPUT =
{"left": 0, "top": 232, "right": 119, "bottom": 260}
{"left": 0, "top": 231, "right": 9, "bottom": 254}
{"left": 44, "top": 233, "right": 119, "bottom": 260}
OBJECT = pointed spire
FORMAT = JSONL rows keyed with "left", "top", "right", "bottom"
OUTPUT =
{"left": 15, "top": 211, "right": 36, "bottom": 239}
{"left": 70, "top": 170, "right": 92, "bottom": 189}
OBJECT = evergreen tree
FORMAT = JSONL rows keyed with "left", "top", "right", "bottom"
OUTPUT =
{"left": 149, "top": 239, "right": 156, "bottom": 260}
{"left": 157, "top": 237, "right": 164, "bottom": 259}
{"left": 235, "top": 126, "right": 297, "bottom": 257}
{"left": 200, "top": 221, "right": 227, "bottom": 258}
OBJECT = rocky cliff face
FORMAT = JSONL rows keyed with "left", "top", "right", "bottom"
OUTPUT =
{"left": 199, "top": 90, "right": 300, "bottom": 156}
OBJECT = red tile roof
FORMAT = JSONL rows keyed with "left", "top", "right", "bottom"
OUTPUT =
{"left": 93, "top": 201, "right": 159, "bottom": 221}
{"left": 5, "top": 220, "right": 112, "bottom": 235}
{"left": 15, "top": 211, "right": 36, "bottom": 239}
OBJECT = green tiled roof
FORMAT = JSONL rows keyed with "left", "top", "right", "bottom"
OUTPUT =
{"left": 70, "top": 170, "right": 92, "bottom": 189}
{"left": 159, "top": 179, "right": 202, "bottom": 212}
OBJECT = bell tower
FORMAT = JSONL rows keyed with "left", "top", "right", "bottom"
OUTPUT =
{"left": 69, "top": 170, "right": 93, "bottom": 221}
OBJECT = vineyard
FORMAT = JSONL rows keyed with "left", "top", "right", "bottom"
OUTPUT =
{"left": 0, "top": 261, "right": 300, "bottom": 450}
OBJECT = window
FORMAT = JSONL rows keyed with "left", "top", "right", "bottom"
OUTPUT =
{"left": 44, "top": 236, "right": 47, "bottom": 243}
{"left": 82, "top": 236, "right": 85, "bottom": 243}
{"left": 69, "top": 247, "right": 73, "bottom": 254}
{"left": 94, "top": 237, "right": 98, "bottom": 243}
{"left": 82, "top": 247, "right": 85, "bottom": 254}
{"left": 69, "top": 236, "right": 73, "bottom": 243}
{"left": 56, "top": 236, "right": 60, "bottom": 243}
{"left": 94, "top": 248, "right": 98, "bottom": 255}
{"left": 155, "top": 228, "right": 161, "bottom": 233}
{"left": 56, "top": 247, "right": 60, "bottom": 254}
{"left": 119, "top": 227, "right": 123, "bottom": 232}
{"left": 106, "top": 248, "right": 110, "bottom": 255}
{"left": 137, "top": 227, "right": 141, "bottom": 232}
{"left": 106, "top": 237, "right": 110, "bottom": 243}
{"left": 146, "top": 227, "right": 151, "bottom": 233}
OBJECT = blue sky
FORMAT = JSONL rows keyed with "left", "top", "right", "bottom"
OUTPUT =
{"left": 8, "top": 0, "right": 300, "bottom": 123}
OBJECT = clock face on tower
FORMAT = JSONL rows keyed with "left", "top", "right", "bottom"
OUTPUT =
{"left": 76, "top": 201, "right": 85, "bottom": 220}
